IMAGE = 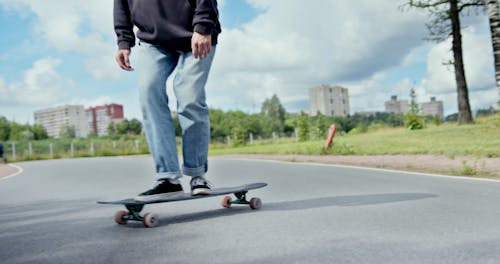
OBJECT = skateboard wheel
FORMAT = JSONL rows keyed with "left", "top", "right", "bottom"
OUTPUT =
{"left": 143, "top": 213, "right": 159, "bottom": 228}
{"left": 114, "top": 210, "right": 129, "bottom": 225}
{"left": 221, "top": 196, "right": 232, "bottom": 208}
{"left": 249, "top": 197, "right": 262, "bottom": 210}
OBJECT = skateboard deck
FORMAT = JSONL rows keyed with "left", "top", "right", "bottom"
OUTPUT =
{"left": 98, "top": 182, "right": 267, "bottom": 227}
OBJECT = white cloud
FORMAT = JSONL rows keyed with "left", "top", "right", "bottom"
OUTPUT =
{"left": 0, "top": 57, "right": 70, "bottom": 106}
{"left": 0, "top": 0, "right": 120, "bottom": 80}
{"left": 208, "top": 0, "right": 429, "bottom": 112}
{"left": 1, "top": 0, "right": 497, "bottom": 119}
{"left": 69, "top": 96, "right": 114, "bottom": 109}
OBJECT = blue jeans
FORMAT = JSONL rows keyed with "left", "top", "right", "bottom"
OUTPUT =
{"left": 136, "top": 42, "right": 215, "bottom": 182}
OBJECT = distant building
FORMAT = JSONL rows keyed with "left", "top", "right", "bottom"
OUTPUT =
{"left": 384, "top": 95, "right": 409, "bottom": 114}
{"left": 86, "top": 104, "right": 124, "bottom": 136}
{"left": 420, "top": 97, "right": 444, "bottom": 119}
{"left": 309, "top": 85, "right": 350, "bottom": 117}
{"left": 34, "top": 105, "right": 88, "bottom": 138}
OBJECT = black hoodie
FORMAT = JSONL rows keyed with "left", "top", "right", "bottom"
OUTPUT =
{"left": 114, "top": 0, "right": 221, "bottom": 51}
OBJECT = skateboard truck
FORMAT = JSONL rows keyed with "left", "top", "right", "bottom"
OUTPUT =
{"left": 222, "top": 191, "right": 262, "bottom": 209}
{"left": 114, "top": 204, "right": 160, "bottom": 228}
{"left": 123, "top": 204, "right": 145, "bottom": 221}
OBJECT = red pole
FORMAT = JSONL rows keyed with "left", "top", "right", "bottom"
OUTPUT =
{"left": 324, "top": 124, "right": 337, "bottom": 149}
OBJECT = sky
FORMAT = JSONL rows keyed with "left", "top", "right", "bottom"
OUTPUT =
{"left": 0, "top": 0, "right": 497, "bottom": 123}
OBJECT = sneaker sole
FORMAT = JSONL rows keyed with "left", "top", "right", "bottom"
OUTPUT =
{"left": 134, "top": 191, "right": 184, "bottom": 202}
{"left": 191, "top": 188, "right": 211, "bottom": 195}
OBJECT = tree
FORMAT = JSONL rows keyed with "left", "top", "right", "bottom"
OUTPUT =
{"left": 485, "top": 0, "right": 500, "bottom": 109}
{"left": 261, "top": 94, "right": 286, "bottom": 134}
{"left": 9, "top": 122, "right": 27, "bottom": 141}
{"left": 231, "top": 125, "right": 247, "bottom": 146}
{"left": 31, "top": 124, "right": 48, "bottom": 140}
{"left": 59, "top": 125, "right": 76, "bottom": 139}
{"left": 0, "top": 116, "right": 10, "bottom": 141}
{"left": 116, "top": 119, "right": 130, "bottom": 135}
{"left": 296, "top": 111, "right": 310, "bottom": 141}
{"left": 128, "top": 118, "right": 143, "bottom": 135}
{"left": 311, "top": 113, "right": 330, "bottom": 139}
{"left": 405, "top": 88, "right": 424, "bottom": 129}
{"left": 107, "top": 122, "right": 117, "bottom": 135}
{"left": 107, "top": 119, "right": 143, "bottom": 136}
{"left": 209, "top": 109, "right": 226, "bottom": 139}
{"left": 406, "top": 0, "right": 483, "bottom": 124}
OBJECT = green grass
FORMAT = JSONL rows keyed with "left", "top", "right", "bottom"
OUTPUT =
{"left": 210, "top": 114, "right": 500, "bottom": 158}
{"left": 4, "top": 114, "right": 499, "bottom": 163}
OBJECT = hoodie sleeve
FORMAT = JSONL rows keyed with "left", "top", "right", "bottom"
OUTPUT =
{"left": 192, "top": 0, "right": 220, "bottom": 35}
{"left": 113, "top": 0, "right": 135, "bottom": 50}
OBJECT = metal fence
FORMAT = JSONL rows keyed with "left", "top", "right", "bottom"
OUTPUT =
{"left": 2, "top": 139, "right": 149, "bottom": 162}
{"left": 1, "top": 129, "right": 330, "bottom": 162}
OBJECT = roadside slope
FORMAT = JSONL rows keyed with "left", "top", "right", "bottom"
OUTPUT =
{"left": 217, "top": 154, "right": 500, "bottom": 179}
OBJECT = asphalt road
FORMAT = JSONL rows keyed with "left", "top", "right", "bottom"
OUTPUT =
{"left": 1, "top": 156, "right": 500, "bottom": 264}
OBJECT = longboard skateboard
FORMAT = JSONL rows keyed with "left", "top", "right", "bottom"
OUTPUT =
{"left": 98, "top": 182, "right": 267, "bottom": 227}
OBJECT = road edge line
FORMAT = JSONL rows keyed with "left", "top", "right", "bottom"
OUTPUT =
{"left": 213, "top": 157, "right": 500, "bottom": 183}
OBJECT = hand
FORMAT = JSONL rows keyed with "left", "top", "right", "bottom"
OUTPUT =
{"left": 191, "top": 32, "right": 212, "bottom": 59}
{"left": 115, "top": 49, "right": 134, "bottom": 71}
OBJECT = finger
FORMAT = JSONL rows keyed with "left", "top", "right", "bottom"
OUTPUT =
{"left": 119, "top": 57, "right": 129, "bottom": 70}
{"left": 204, "top": 45, "right": 211, "bottom": 58}
{"left": 116, "top": 54, "right": 127, "bottom": 70}
{"left": 124, "top": 53, "right": 130, "bottom": 67}
{"left": 194, "top": 43, "right": 201, "bottom": 59}
{"left": 116, "top": 53, "right": 133, "bottom": 71}
{"left": 197, "top": 43, "right": 208, "bottom": 59}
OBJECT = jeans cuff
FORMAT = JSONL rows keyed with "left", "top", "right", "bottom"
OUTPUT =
{"left": 182, "top": 165, "right": 206, "bottom": 177}
{"left": 156, "top": 172, "right": 183, "bottom": 182}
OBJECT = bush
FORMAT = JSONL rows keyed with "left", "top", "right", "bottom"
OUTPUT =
{"left": 405, "top": 112, "right": 424, "bottom": 130}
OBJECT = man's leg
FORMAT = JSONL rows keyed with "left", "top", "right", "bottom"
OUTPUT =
{"left": 173, "top": 47, "right": 216, "bottom": 193}
{"left": 136, "top": 42, "right": 182, "bottom": 183}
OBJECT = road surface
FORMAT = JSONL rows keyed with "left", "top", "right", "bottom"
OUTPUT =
{"left": 1, "top": 157, "right": 499, "bottom": 263}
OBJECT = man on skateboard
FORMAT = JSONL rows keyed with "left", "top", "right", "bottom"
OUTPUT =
{"left": 113, "top": 0, "right": 221, "bottom": 201}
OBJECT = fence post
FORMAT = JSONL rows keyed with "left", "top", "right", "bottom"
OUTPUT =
{"left": 28, "top": 142, "right": 33, "bottom": 158}
{"left": 90, "top": 141, "right": 94, "bottom": 156}
{"left": 70, "top": 142, "right": 74, "bottom": 157}
{"left": 249, "top": 133, "right": 254, "bottom": 144}
{"left": 49, "top": 143, "right": 53, "bottom": 158}
{"left": 11, "top": 142, "right": 16, "bottom": 161}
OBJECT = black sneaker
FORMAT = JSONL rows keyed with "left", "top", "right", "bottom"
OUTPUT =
{"left": 134, "top": 180, "right": 184, "bottom": 202}
{"left": 190, "top": 177, "right": 213, "bottom": 195}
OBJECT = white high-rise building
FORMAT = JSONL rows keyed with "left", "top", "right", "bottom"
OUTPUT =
{"left": 34, "top": 105, "right": 89, "bottom": 138}
{"left": 384, "top": 95, "right": 409, "bottom": 114}
{"left": 309, "top": 85, "right": 350, "bottom": 117}
{"left": 420, "top": 97, "right": 444, "bottom": 119}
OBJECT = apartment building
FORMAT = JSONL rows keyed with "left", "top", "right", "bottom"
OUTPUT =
{"left": 86, "top": 104, "right": 124, "bottom": 136}
{"left": 309, "top": 85, "right": 350, "bottom": 117}
{"left": 384, "top": 95, "right": 409, "bottom": 114}
{"left": 420, "top": 97, "right": 444, "bottom": 119}
{"left": 34, "top": 105, "right": 88, "bottom": 138}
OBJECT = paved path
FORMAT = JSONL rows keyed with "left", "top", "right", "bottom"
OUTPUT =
{"left": 1, "top": 157, "right": 500, "bottom": 264}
